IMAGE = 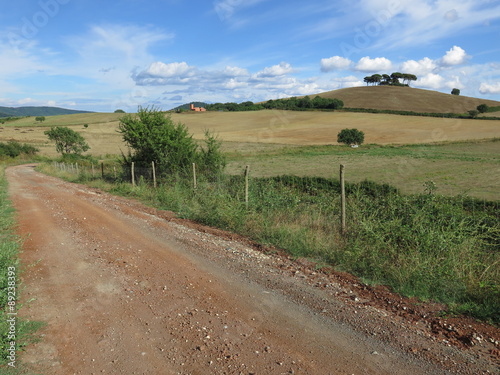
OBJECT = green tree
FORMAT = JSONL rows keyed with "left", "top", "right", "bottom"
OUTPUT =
{"left": 381, "top": 74, "right": 391, "bottom": 85}
{"left": 477, "top": 104, "right": 489, "bottom": 113}
{"left": 403, "top": 73, "right": 417, "bottom": 86}
{"left": 390, "top": 72, "right": 404, "bottom": 85}
{"left": 337, "top": 128, "right": 365, "bottom": 146}
{"left": 118, "top": 106, "right": 225, "bottom": 176}
{"left": 451, "top": 88, "right": 460, "bottom": 95}
{"left": 35, "top": 116, "right": 46, "bottom": 123}
{"left": 114, "top": 109, "right": 126, "bottom": 113}
{"left": 44, "top": 126, "right": 90, "bottom": 155}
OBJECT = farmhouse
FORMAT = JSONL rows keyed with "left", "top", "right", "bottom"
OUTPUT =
{"left": 190, "top": 103, "right": 206, "bottom": 112}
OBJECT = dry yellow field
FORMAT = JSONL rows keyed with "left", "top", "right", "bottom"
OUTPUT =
{"left": 1, "top": 110, "right": 499, "bottom": 157}
{"left": 316, "top": 86, "right": 500, "bottom": 114}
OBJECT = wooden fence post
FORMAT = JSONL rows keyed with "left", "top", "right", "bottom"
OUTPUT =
{"left": 244, "top": 165, "right": 250, "bottom": 208}
{"left": 152, "top": 161, "right": 157, "bottom": 188}
{"left": 92, "top": 164, "right": 95, "bottom": 177}
{"left": 113, "top": 166, "right": 117, "bottom": 179}
{"left": 131, "top": 162, "right": 136, "bottom": 186}
{"left": 101, "top": 162, "right": 104, "bottom": 179}
{"left": 340, "top": 164, "right": 346, "bottom": 235}
{"left": 192, "top": 163, "right": 197, "bottom": 189}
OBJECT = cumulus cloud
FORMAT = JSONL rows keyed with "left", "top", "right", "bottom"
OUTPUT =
{"left": 440, "top": 46, "right": 469, "bottom": 66}
{"left": 332, "top": 75, "right": 364, "bottom": 88}
{"left": 400, "top": 57, "right": 437, "bottom": 76}
{"left": 222, "top": 78, "right": 248, "bottom": 90}
{"left": 133, "top": 62, "right": 196, "bottom": 85}
{"left": 222, "top": 66, "right": 249, "bottom": 77}
{"left": 355, "top": 57, "right": 392, "bottom": 72}
{"left": 320, "top": 56, "right": 352, "bottom": 72}
{"left": 416, "top": 73, "right": 445, "bottom": 89}
{"left": 144, "top": 62, "right": 194, "bottom": 78}
{"left": 130, "top": 59, "right": 321, "bottom": 102}
{"left": 479, "top": 82, "right": 500, "bottom": 94}
{"left": 255, "top": 62, "right": 294, "bottom": 78}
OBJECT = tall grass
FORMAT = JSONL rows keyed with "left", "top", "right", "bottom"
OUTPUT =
{"left": 44, "top": 162, "right": 500, "bottom": 324}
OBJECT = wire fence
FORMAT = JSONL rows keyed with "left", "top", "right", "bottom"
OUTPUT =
{"left": 52, "top": 160, "right": 500, "bottom": 222}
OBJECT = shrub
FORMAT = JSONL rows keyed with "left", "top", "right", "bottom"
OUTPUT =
{"left": 118, "top": 106, "right": 226, "bottom": 176}
{"left": 477, "top": 104, "right": 489, "bottom": 113}
{"left": 468, "top": 110, "right": 479, "bottom": 119}
{"left": 0, "top": 141, "right": 39, "bottom": 158}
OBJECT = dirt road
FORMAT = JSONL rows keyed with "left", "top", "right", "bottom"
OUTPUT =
{"left": 5, "top": 164, "right": 499, "bottom": 374}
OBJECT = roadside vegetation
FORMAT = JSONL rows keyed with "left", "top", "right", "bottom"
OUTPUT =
{"left": 36, "top": 107, "right": 500, "bottom": 324}
{"left": 0, "top": 163, "right": 44, "bottom": 371}
{"left": 0, "top": 142, "right": 38, "bottom": 158}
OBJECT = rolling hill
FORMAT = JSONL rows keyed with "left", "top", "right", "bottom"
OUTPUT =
{"left": 170, "top": 102, "right": 209, "bottom": 111}
{"left": 311, "top": 86, "right": 500, "bottom": 114}
{"left": 0, "top": 106, "right": 93, "bottom": 118}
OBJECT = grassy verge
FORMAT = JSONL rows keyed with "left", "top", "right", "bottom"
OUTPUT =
{"left": 225, "top": 140, "right": 500, "bottom": 201}
{"left": 0, "top": 163, "right": 44, "bottom": 374}
{"left": 40, "top": 161, "right": 500, "bottom": 324}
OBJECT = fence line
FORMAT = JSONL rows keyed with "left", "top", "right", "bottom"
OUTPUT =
{"left": 51, "top": 161, "right": 500, "bottom": 222}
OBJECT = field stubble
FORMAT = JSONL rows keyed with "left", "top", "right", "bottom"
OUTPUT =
{"left": 1, "top": 111, "right": 499, "bottom": 200}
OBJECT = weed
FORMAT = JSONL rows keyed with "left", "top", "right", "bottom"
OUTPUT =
{"left": 0, "top": 164, "right": 44, "bottom": 369}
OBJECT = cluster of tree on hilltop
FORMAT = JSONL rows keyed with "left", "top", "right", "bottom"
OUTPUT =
{"left": 205, "top": 96, "right": 344, "bottom": 112}
{"left": 364, "top": 72, "right": 418, "bottom": 87}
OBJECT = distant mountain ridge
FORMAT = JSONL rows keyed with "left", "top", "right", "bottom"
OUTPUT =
{"left": 0, "top": 106, "right": 93, "bottom": 118}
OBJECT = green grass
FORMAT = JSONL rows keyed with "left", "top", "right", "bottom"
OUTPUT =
{"left": 0, "top": 163, "right": 44, "bottom": 374}
{"left": 42, "top": 161, "right": 500, "bottom": 324}
{"left": 225, "top": 140, "right": 500, "bottom": 200}
{"left": 0, "top": 112, "right": 122, "bottom": 128}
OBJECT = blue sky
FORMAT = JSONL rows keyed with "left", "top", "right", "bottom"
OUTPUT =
{"left": 1, "top": 0, "right": 500, "bottom": 112}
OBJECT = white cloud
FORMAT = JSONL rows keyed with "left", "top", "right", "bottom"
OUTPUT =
{"left": 142, "top": 62, "right": 195, "bottom": 78}
{"left": 333, "top": 75, "right": 364, "bottom": 88}
{"left": 416, "top": 73, "right": 445, "bottom": 89}
{"left": 440, "top": 46, "right": 469, "bottom": 66}
{"left": 320, "top": 56, "right": 352, "bottom": 72}
{"left": 355, "top": 57, "right": 392, "bottom": 72}
{"left": 222, "top": 66, "right": 249, "bottom": 77}
{"left": 479, "top": 82, "right": 500, "bottom": 94}
{"left": 222, "top": 78, "right": 248, "bottom": 89}
{"left": 255, "top": 62, "right": 294, "bottom": 78}
{"left": 293, "top": 82, "right": 321, "bottom": 95}
{"left": 445, "top": 75, "right": 464, "bottom": 90}
{"left": 400, "top": 57, "right": 437, "bottom": 76}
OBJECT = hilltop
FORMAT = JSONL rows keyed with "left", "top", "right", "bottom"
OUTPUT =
{"left": 312, "top": 86, "right": 500, "bottom": 114}
{"left": 0, "top": 106, "right": 93, "bottom": 118}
